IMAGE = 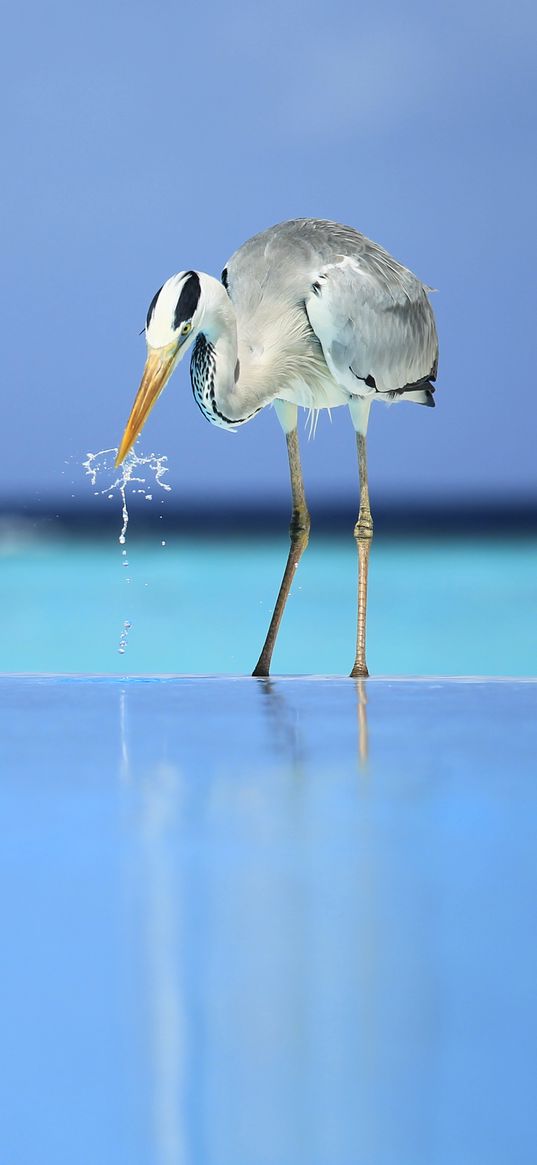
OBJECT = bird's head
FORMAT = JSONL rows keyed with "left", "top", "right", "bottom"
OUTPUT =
{"left": 115, "top": 269, "right": 213, "bottom": 466}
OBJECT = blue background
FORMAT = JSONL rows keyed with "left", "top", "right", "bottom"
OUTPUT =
{"left": 3, "top": 0, "right": 535, "bottom": 508}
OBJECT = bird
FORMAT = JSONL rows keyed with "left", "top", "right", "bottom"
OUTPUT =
{"left": 115, "top": 218, "right": 438, "bottom": 678}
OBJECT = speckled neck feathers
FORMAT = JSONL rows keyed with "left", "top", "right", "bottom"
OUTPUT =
{"left": 190, "top": 334, "right": 261, "bottom": 429}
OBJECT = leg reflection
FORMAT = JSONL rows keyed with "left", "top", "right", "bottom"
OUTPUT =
{"left": 255, "top": 677, "right": 370, "bottom": 774}
{"left": 355, "top": 678, "right": 369, "bottom": 770}
{"left": 255, "top": 677, "right": 306, "bottom": 775}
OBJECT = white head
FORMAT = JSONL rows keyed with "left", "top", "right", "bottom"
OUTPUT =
{"left": 145, "top": 270, "right": 204, "bottom": 350}
{"left": 116, "top": 270, "right": 232, "bottom": 464}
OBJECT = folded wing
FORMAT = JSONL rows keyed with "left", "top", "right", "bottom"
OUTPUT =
{"left": 305, "top": 252, "right": 438, "bottom": 402}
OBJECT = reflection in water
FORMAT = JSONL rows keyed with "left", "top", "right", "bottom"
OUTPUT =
{"left": 255, "top": 677, "right": 306, "bottom": 773}
{"left": 255, "top": 676, "right": 370, "bottom": 771}
{"left": 117, "top": 679, "right": 444, "bottom": 1164}
{"left": 355, "top": 678, "right": 369, "bottom": 768}
{"left": 119, "top": 688, "right": 186, "bottom": 1165}
{"left": 119, "top": 688, "right": 130, "bottom": 784}
{"left": 140, "top": 762, "right": 186, "bottom": 1165}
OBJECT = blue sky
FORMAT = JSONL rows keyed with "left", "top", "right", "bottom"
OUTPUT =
{"left": 3, "top": 0, "right": 535, "bottom": 505}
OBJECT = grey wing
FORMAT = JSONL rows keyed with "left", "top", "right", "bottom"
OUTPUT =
{"left": 304, "top": 252, "right": 438, "bottom": 399}
{"left": 223, "top": 218, "right": 438, "bottom": 398}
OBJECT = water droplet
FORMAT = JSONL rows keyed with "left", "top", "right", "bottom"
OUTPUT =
{"left": 83, "top": 447, "right": 172, "bottom": 654}
{"left": 118, "top": 619, "right": 133, "bottom": 654}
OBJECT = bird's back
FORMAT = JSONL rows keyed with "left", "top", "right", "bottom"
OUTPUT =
{"left": 225, "top": 218, "right": 429, "bottom": 303}
{"left": 224, "top": 219, "right": 438, "bottom": 407}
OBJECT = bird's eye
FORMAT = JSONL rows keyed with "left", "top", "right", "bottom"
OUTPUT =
{"left": 181, "top": 322, "right": 192, "bottom": 336}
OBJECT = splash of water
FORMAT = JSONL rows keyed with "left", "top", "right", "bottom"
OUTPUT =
{"left": 83, "top": 447, "right": 171, "bottom": 543}
{"left": 83, "top": 447, "right": 172, "bottom": 654}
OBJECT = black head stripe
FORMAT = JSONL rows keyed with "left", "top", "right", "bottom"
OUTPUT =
{"left": 146, "top": 284, "right": 163, "bottom": 329}
{"left": 174, "top": 271, "right": 201, "bottom": 330}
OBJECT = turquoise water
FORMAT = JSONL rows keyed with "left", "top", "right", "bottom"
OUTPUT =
{"left": 1, "top": 533, "right": 536, "bottom": 674}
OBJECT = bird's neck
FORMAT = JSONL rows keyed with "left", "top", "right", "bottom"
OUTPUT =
{"left": 190, "top": 286, "right": 274, "bottom": 429}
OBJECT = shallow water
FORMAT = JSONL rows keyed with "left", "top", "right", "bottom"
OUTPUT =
{"left": 1, "top": 533, "right": 536, "bottom": 675}
{"left": 1, "top": 676, "right": 536, "bottom": 1164}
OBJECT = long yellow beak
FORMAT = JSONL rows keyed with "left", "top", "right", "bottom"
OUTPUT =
{"left": 115, "top": 345, "right": 178, "bottom": 467}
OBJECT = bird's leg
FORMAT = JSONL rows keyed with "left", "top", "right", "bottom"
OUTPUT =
{"left": 252, "top": 424, "right": 310, "bottom": 677}
{"left": 351, "top": 432, "right": 373, "bottom": 677}
{"left": 349, "top": 399, "right": 373, "bottom": 678}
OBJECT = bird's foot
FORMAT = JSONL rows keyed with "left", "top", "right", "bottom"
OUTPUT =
{"left": 252, "top": 657, "right": 271, "bottom": 678}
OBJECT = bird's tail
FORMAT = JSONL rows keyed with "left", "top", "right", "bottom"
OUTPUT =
{"left": 380, "top": 377, "right": 436, "bottom": 408}
{"left": 398, "top": 386, "right": 435, "bottom": 407}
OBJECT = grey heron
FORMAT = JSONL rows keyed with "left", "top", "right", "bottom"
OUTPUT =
{"left": 115, "top": 218, "right": 438, "bottom": 677}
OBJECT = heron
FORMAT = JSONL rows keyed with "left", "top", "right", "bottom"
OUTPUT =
{"left": 115, "top": 218, "right": 438, "bottom": 677}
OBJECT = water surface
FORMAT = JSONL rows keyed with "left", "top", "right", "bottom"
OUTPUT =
{"left": 0, "top": 677, "right": 536, "bottom": 1164}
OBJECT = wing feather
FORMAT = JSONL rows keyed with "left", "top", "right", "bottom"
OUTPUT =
{"left": 305, "top": 255, "right": 438, "bottom": 396}
{"left": 224, "top": 219, "right": 439, "bottom": 403}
